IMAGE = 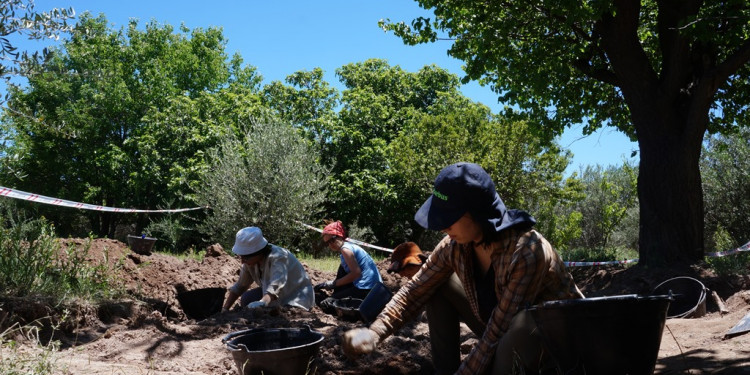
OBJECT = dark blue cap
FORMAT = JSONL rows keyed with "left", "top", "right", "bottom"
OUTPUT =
{"left": 415, "top": 163, "right": 497, "bottom": 230}
{"left": 414, "top": 162, "right": 536, "bottom": 232}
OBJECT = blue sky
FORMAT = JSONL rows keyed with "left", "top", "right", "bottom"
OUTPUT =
{"left": 10, "top": 0, "right": 638, "bottom": 174}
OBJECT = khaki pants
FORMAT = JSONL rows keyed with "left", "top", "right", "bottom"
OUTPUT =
{"left": 425, "top": 273, "right": 550, "bottom": 374}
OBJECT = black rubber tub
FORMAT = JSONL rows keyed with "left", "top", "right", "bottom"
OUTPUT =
{"left": 222, "top": 326, "right": 324, "bottom": 375}
{"left": 176, "top": 287, "right": 225, "bottom": 320}
{"left": 332, "top": 297, "right": 363, "bottom": 322}
{"left": 331, "top": 282, "right": 393, "bottom": 323}
{"left": 527, "top": 294, "right": 671, "bottom": 375}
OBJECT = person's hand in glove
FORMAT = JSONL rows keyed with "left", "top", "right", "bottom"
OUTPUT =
{"left": 343, "top": 328, "right": 380, "bottom": 358}
{"left": 314, "top": 280, "right": 336, "bottom": 291}
{"left": 342, "top": 328, "right": 379, "bottom": 358}
{"left": 247, "top": 300, "right": 267, "bottom": 309}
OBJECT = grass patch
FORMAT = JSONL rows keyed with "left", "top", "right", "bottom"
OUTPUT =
{"left": 155, "top": 246, "right": 206, "bottom": 261}
{"left": 296, "top": 253, "right": 340, "bottom": 273}
{"left": 296, "top": 248, "right": 389, "bottom": 273}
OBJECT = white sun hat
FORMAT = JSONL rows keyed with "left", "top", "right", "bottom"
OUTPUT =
{"left": 232, "top": 227, "right": 269, "bottom": 256}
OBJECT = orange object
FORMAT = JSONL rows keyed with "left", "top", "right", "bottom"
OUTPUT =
{"left": 388, "top": 242, "right": 427, "bottom": 278}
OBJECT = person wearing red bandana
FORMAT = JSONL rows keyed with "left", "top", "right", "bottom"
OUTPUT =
{"left": 316, "top": 220, "right": 383, "bottom": 314}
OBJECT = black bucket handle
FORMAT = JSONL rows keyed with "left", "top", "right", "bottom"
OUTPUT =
{"left": 222, "top": 328, "right": 260, "bottom": 347}
{"left": 222, "top": 325, "right": 315, "bottom": 347}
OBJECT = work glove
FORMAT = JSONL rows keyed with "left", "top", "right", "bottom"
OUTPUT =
{"left": 343, "top": 328, "right": 379, "bottom": 357}
{"left": 247, "top": 300, "right": 267, "bottom": 309}
{"left": 314, "top": 280, "right": 335, "bottom": 291}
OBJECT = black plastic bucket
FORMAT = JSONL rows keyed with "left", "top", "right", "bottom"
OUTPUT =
{"left": 332, "top": 298, "right": 363, "bottom": 322}
{"left": 176, "top": 287, "right": 225, "bottom": 320}
{"left": 126, "top": 235, "right": 157, "bottom": 255}
{"left": 222, "top": 326, "right": 324, "bottom": 375}
{"left": 359, "top": 281, "right": 392, "bottom": 323}
{"left": 527, "top": 294, "right": 671, "bottom": 375}
{"left": 652, "top": 276, "right": 707, "bottom": 318}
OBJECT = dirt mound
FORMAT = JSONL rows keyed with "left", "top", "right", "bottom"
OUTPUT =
{"left": 1, "top": 238, "right": 749, "bottom": 374}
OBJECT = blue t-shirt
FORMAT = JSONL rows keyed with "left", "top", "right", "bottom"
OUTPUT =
{"left": 339, "top": 242, "right": 382, "bottom": 290}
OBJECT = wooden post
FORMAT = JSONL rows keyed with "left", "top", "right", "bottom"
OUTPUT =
{"left": 711, "top": 290, "right": 729, "bottom": 315}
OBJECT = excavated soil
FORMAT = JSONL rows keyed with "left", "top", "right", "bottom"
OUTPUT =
{"left": 1, "top": 238, "right": 749, "bottom": 374}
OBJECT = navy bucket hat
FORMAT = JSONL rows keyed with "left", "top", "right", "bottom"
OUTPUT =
{"left": 414, "top": 162, "right": 535, "bottom": 232}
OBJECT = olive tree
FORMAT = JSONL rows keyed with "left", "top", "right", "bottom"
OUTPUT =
{"left": 0, "top": 0, "right": 74, "bottom": 79}
{"left": 196, "top": 116, "right": 328, "bottom": 250}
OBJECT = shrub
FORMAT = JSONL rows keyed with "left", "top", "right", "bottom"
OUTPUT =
{"left": 196, "top": 117, "right": 329, "bottom": 251}
{"left": 705, "top": 225, "right": 750, "bottom": 276}
{"left": 702, "top": 129, "right": 750, "bottom": 251}
{"left": 0, "top": 202, "right": 122, "bottom": 301}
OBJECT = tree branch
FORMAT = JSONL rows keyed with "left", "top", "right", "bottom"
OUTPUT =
{"left": 657, "top": 0, "right": 701, "bottom": 100}
{"left": 573, "top": 58, "right": 620, "bottom": 86}
{"left": 710, "top": 38, "right": 750, "bottom": 91}
{"left": 689, "top": 37, "right": 750, "bottom": 137}
{"left": 601, "top": 0, "right": 659, "bottom": 107}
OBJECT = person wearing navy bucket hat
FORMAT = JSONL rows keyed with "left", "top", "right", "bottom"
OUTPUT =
{"left": 221, "top": 226, "right": 314, "bottom": 312}
{"left": 343, "top": 162, "right": 585, "bottom": 374}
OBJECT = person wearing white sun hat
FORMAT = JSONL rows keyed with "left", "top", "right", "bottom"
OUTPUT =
{"left": 222, "top": 226, "right": 314, "bottom": 311}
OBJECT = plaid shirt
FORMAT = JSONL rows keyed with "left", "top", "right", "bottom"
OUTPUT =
{"left": 369, "top": 228, "right": 584, "bottom": 375}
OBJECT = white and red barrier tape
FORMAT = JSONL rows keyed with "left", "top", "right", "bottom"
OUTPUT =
{"left": 705, "top": 241, "right": 750, "bottom": 257}
{"left": 5, "top": 186, "right": 746, "bottom": 266}
{"left": 300, "top": 220, "right": 639, "bottom": 265}
{"left": 298, "top": 221, "right": 749, "bottom": 267}
{"left": 297, "top": 221, "right": 394, "bottom": 253}
{"left": 563, "top": 259, "right": 639, "bottom": 267}
{"left": 0, "top": 186, "right": 205, "bottom": 213}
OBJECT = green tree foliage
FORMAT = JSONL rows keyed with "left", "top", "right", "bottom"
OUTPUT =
{"left": 311, "top": 58, "right": 578, "bottom": 247}
{"left": 0, "top": 0, "right": 74, "bottom": 79}
{"left": 326, "top": 59, "right": 464, "bottom": 243}
{"left": 196, "top": 117, "right": 329, "bottom": 250}
{"left": 568, "top": 163, "right": 639, "bottom": 251}
{"left": 261, "top": 68, "right": 340, "bottom": 152}
{"left": 1, "top": 14, "right": 262, "bottom": 238}
{"left": 390, "top": 104, "right": 580, "bottom": 247}
{"left": 381, "top": 0, "right": 750, "bottom": 266}
{"left": 701, "top": 128, "right": 750, "bottom": 251}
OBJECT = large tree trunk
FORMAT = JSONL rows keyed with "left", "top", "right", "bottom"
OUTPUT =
{"left": 599, "top": 0, "right": 713, "bottom": 267}
{"left": 637, "top": 123, "right": 704, "bottom": 266}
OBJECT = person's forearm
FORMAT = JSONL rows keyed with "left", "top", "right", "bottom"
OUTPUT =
{"left": 336, "top": 269, "right": 361, "bottom": 285}
{"left": 260, "top": 293, "right": 277, "bottom": 305}
{"left": 223, "top": 291, "right": 240, "bottom": 311}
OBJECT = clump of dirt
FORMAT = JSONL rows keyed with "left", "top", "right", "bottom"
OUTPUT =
{"left": 1, "top": 238, "right": 749, "bottom": 374}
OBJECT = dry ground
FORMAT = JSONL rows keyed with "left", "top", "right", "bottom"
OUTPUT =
{"left": 1, "top": 238, "right": 749, "bottom": 374}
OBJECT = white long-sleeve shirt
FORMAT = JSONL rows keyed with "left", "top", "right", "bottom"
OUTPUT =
{"left": 229, "top": 244, "right": 314, "bottom": 310}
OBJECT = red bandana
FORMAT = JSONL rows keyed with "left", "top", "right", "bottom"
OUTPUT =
{"left": 323, "top": 220, "right": 346, "bottom": 238}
